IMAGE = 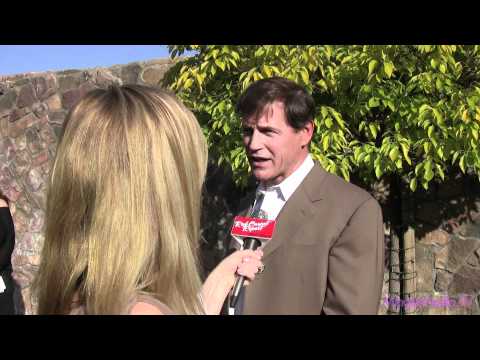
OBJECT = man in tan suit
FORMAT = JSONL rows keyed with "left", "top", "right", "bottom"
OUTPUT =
{"left": 226, "top": 77, "right": 384, "bottom": 315}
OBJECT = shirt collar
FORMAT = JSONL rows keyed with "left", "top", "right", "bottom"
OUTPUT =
{"left": 258, "top": 154, "right": 314, "bottom": 203}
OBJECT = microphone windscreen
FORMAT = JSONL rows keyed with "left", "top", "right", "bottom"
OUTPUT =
{"left": 230, "top": 216, "right": 276, "bottom": 240}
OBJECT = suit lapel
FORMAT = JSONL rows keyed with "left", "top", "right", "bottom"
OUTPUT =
{"left": 233, "top": 163, "right": 328, "bottom": 259}
{"left": 262, "top": 163, "right": 327, "bottom": 259}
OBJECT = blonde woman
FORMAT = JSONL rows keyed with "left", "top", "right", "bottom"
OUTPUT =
{"left": 0, "top": 193, "right": 15, "bottom": 314}
{"left": 33, "top": 85, "right": 263, "bottom": 315}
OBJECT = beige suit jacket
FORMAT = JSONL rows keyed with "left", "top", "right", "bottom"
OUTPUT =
{"left": 231, "top": 162, "right": 384, "bottom": 315}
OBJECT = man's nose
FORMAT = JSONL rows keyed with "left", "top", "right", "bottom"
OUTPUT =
{"left": 248, "top": 130, "right": 262, "bottom": 152}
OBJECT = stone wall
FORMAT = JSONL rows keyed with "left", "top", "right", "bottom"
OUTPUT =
{"left": 2, "top": 58, "right": 480, "bottom": 315}
{"left": 373, "top": 174, "right": 480, "bottom": 315}
{"left": 413, "top": 175, "right": 480, "bottom": 314}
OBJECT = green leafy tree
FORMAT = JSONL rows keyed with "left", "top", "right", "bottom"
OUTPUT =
{"left": 164, "top": 45, "right": 480, "bottom": 191}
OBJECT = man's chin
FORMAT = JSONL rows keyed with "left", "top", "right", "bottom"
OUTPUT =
{"left": 252, "top": 169, "right": 273, "bottom": 184}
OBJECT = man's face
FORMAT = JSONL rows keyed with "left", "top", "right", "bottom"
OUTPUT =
{"left": 242, "top": 101, "right": 313, "bottom": 186}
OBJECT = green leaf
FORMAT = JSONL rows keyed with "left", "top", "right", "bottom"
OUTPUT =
{"left": 368, "top": 98, "right": 380, "bottom": 108}
{"left": 437, "top": 146, "right": 444, "bottom": 160}
{"left": 340, "top": 167, "right": 350, "bottom": 182}
{"left": 359, "top": 121, "right": 366, "bottom": 132}
{"left": 385, "top": 100, "right": 395, "bottom": 112}
{"left": 424, "top": 159, "right": 433, "bottom": 173}
{"left": 331, "top": 111, "right": 345, "bottom": 128}
{"left": 300, "top": 68, "right": 309, "bottom": 84}
{"left": 341, "top": 55, "right": 353, "bottom": 64}
{"left": 415, "top": 162, "right": 423, "bottom": 176}
{"left": 354, "top": 147, "right": 363, "bottom": 162}
{"left": 452, "top": 151, "right": 460, "bottom": 165}
{"left": 436, "top": 78, "right": 443, "bottom": 91}
{"left": 252, "top": 71, "right": 263, "bottom": 81}
{"left": 384, "top": 61, "right": 394, "bottom": 78}
{"left": 321, "top": 107, "right": 329, "bottom": 118}
{"left": 263, "top": 65, "right": 272, "bottom": 77}
{"left": 210, "top": 66, "right": 217, "bottom": 76}
{"left": 467, "top": 96, "right": 478, "bottom": 108}
{"left": 183, "top": 78, "right": 193, "bottom": 89}
{"left": 436, "top": 164, "right": 445, "bottom": 180}
{"left": 325, "top": 117, "right": 333, "bottom": 128}
{"left": 400, "top": 143, "right": 412, "bottom": 165}
{"left": 389, "top": 147, "right": 399, "bottom": 161}
{"left": 419, "top": 104, "right": 431, "bottom": 114}
{"left": 317, "top": 79, "right": 328, "bottom": 91}
{"left": 439, "top": 63, "right": 447, "bottom": 74}
{"left": 357, "top": 152, "right": 366, "bottom": 163}
{"left": 223, "top": 122, "right": 230, "bottom": 135}
{"left": 270, "top": 65, "right": 280, "bottom": 75}
{"left": 215, "top": 59, "right": 225, "bottom": 71}
{"left": 375, "top": 164, "right": 383, "bottom": 179}
{"left": 424, "top": 167, "right": 434, "bottom": 181}
{"left": 329, "top": 161, "right": 337, "bottom": 174}
{"left": 322, "top": 135, "right": 329, "bottom": 152}
{"left": 460, "top": 155, "right": 466, "bottom": 173}
{"left": 472, "top": 128, "right": 479, "bottom": 141}
{"left": 410, "top": 178, "right": 417, "bottom": 191}
{"left": 432, "top": 108, "right": 444, "bottom": 124}
{"left": 368, "top": 59, "right": 378, "bottom": 77}
{"left": 195, "top": 73, "right": 204, "bottom": 88}
{"left": 428, "top": 125, "right": 435, "bottom": 138}
{"left": 369, "top": 123, "right": 378, "bottom": 139}
{"left": 422, "top": 179, "right": 429, "bottom": 190}
{"left": 423, "top": 142, "right": 431, "bottom": 154}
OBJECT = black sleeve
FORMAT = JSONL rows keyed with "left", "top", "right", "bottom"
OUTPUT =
{"left": 0, "top": 207, "right": 15, "bottom": 271}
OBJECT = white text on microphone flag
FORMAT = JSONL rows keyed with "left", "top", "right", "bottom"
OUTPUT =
{"left": 230, "top": 216, "right": 276, "bottom": 240}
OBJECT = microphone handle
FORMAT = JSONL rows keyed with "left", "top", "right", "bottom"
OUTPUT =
{"left": 230, "top": 237, "right": 262, "bottom": 308}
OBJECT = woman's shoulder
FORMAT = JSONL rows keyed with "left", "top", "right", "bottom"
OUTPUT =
{"left": 0, "top": 198, "right": 8, "bottom": 207}
{"left": 128, "top": 294, "right": 174, "bottom": 315}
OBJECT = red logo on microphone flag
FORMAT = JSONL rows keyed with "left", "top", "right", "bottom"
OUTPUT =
{"left": 230, "top": 216, "right": 276, "bottom": 239}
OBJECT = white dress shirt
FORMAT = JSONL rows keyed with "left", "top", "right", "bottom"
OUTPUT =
{"left": 230, "top": 154, "right": 315, "bottom": 253}
{"left": 256, "top": 154, "right": 314, "bottom": 220}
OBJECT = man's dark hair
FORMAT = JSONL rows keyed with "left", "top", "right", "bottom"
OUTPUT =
{"left": 236, "top": 77, "right": 315, "bottom": 130}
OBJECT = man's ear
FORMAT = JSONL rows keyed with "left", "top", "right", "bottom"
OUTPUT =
{"left": 301, "top": 120, "right": 314, "bottom": 147}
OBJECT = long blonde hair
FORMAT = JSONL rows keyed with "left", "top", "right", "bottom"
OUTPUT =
{"left": 34, "top": 85, "right": 207, "bottom": 314}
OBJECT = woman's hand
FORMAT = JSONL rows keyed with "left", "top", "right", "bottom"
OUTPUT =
{"left": 218, "top": 249, "right": 264, "bottom": 287}
{"left": 200, "top": 249, "right": 264, "bottom": 315}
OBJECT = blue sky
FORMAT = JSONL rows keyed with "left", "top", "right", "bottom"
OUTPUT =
{"left": 0, "top": 45, "right": 173, "bottom": 76}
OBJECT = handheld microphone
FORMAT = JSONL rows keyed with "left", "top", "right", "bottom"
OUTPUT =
{"left": 229, "top": 235, "right": 262, "bottom": 308}
{"left": 229, "top": 197, "right": 276, "bottom": 308}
